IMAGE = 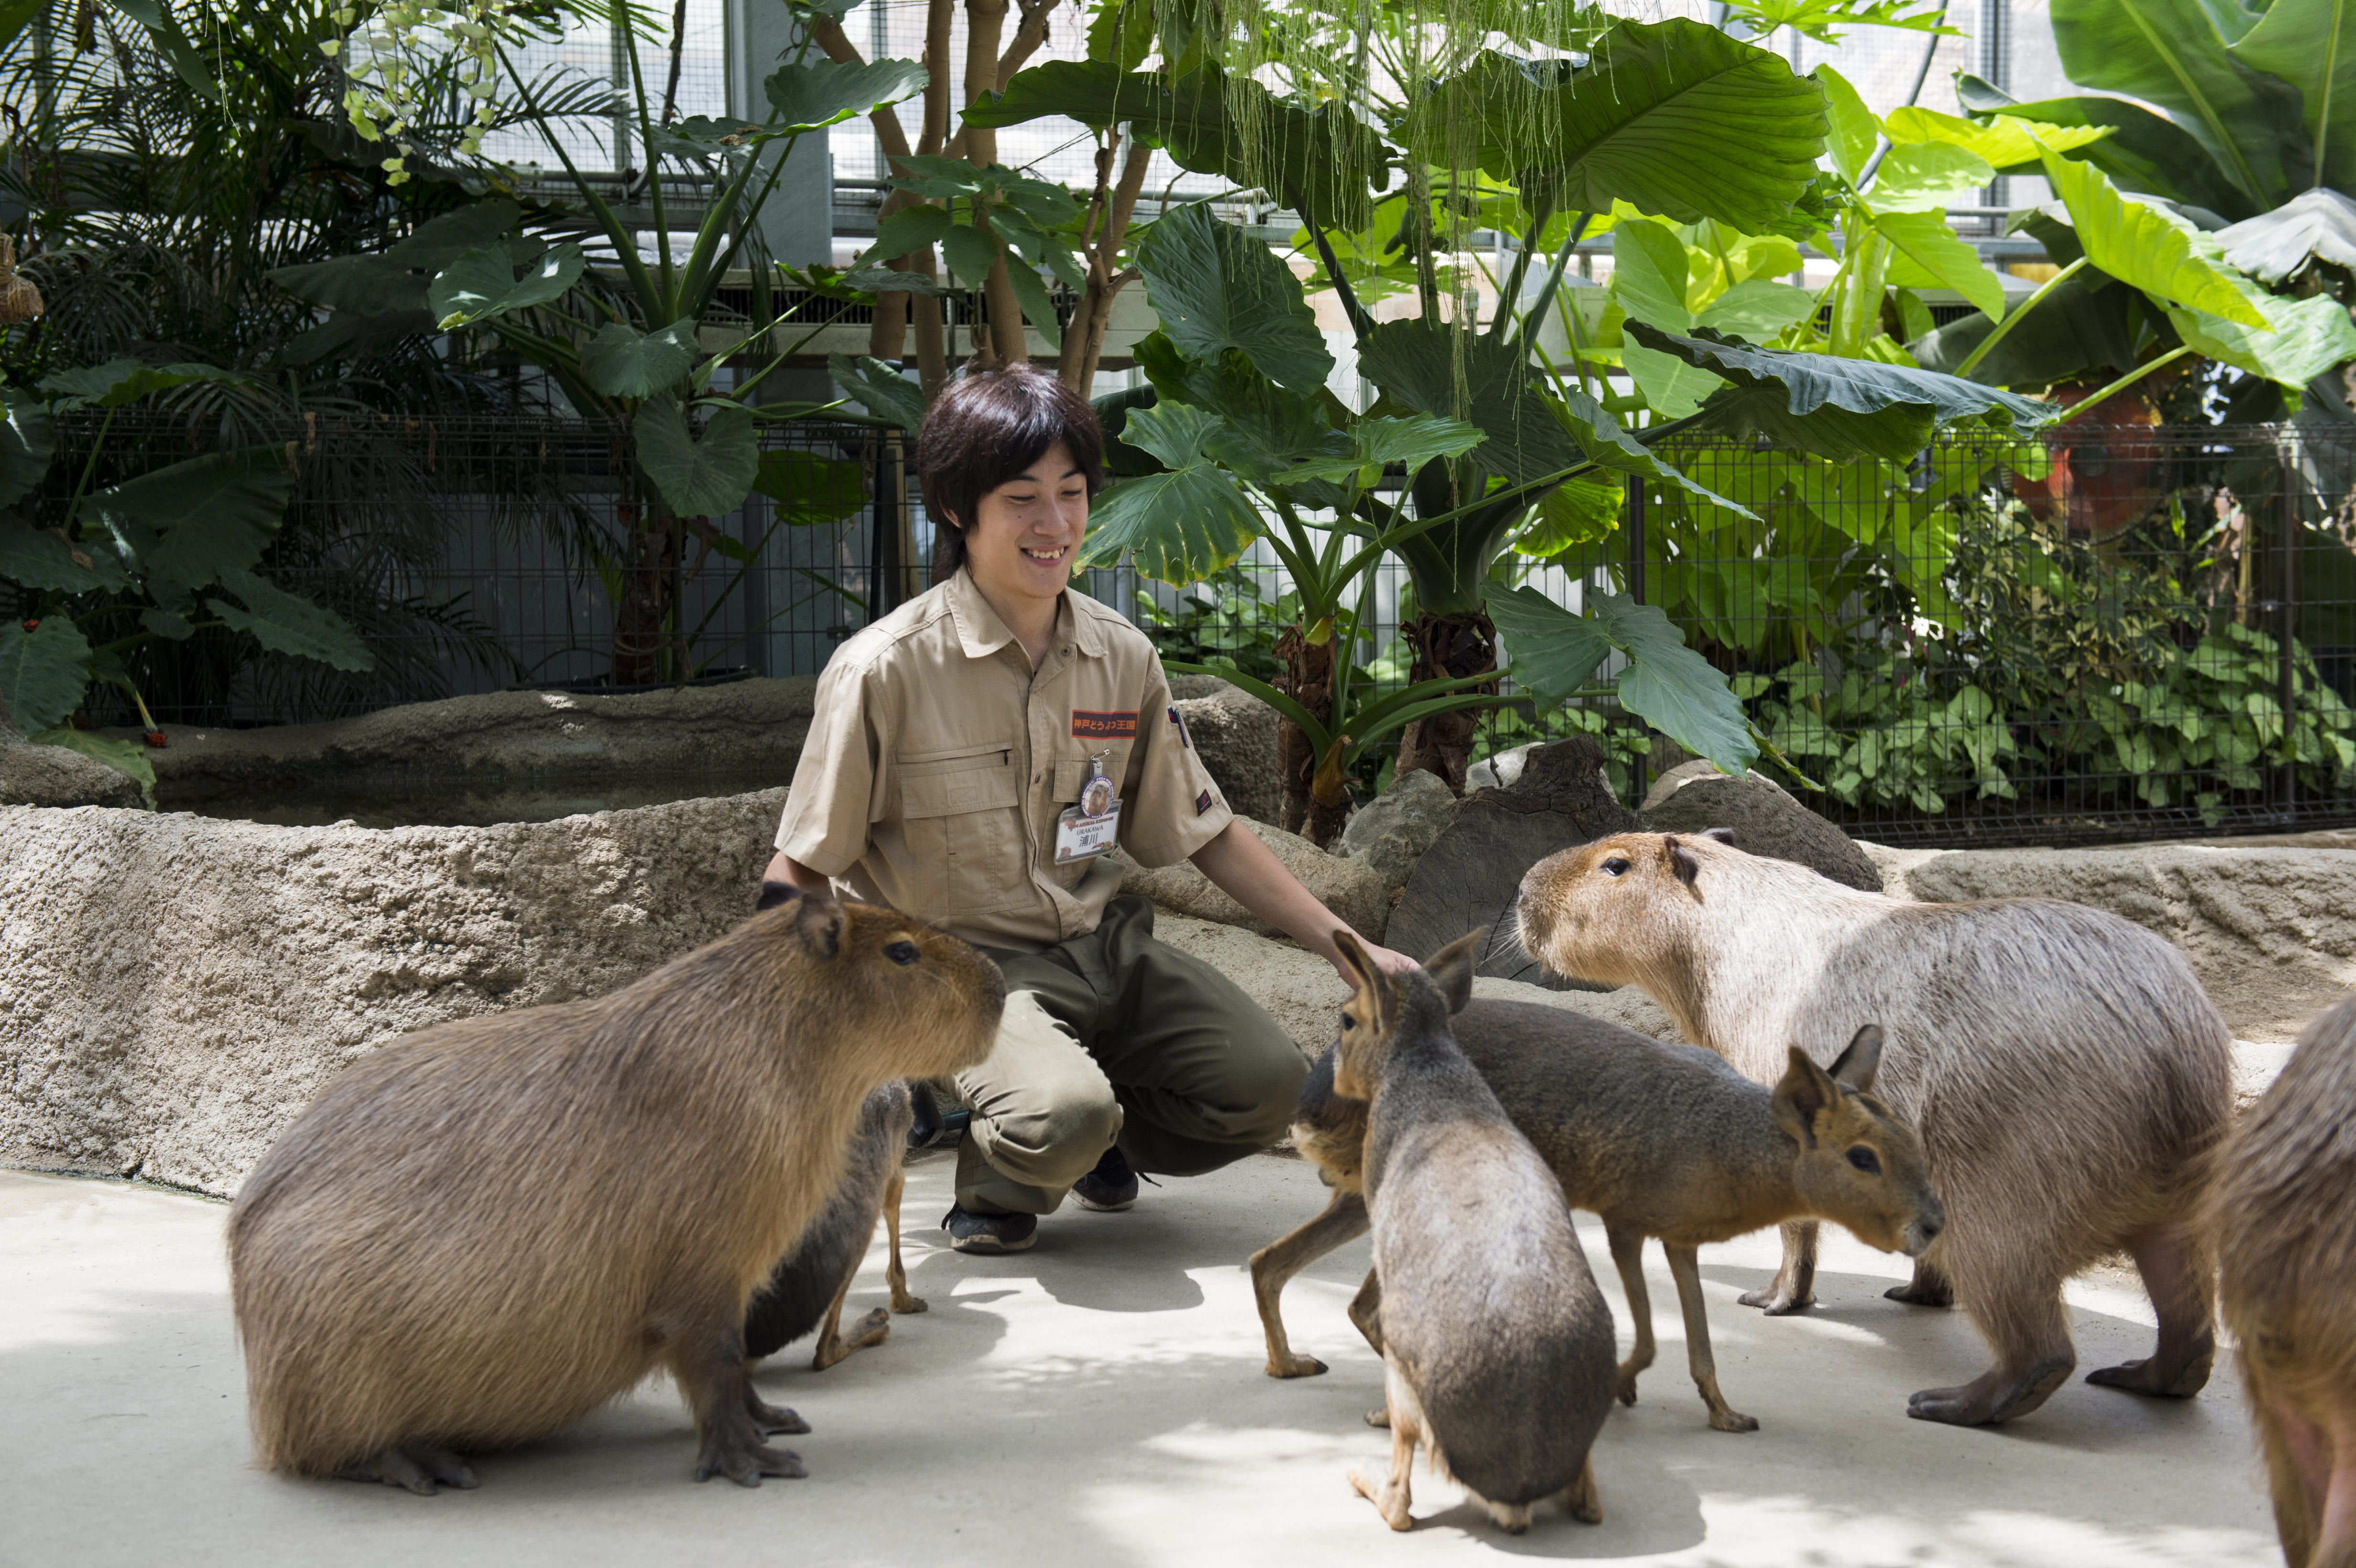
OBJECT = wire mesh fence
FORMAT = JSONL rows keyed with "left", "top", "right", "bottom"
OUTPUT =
{"left": 20, "top": 413, "right": 2356, "bottom": 849}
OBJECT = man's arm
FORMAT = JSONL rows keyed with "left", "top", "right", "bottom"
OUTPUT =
{"left": 761, "top": 851, "right": 834, "bottom": 894}
{"left": 1188, "top": 819, "right": 1419, "bottom": 980}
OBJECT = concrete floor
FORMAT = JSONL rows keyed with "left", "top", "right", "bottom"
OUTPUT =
{"left": 3, "top": 1153, "right": 2278, "bottom": 1568}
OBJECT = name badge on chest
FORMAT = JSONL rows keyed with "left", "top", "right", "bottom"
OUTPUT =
{"left": 1054, "top": 749, "right": 1122, "bottom": 863}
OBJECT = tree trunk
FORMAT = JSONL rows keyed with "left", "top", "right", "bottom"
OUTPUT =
{"left": 1273, "top": 622, "right": 1335, "bottom": 838}
{"left": 1057, "top": 134, "right": 1150, "bottom": 393}
{"left": 612, "top": 498, "right": 677, "bottom": 686}
{"left": 1393, "top": 609, "right": 1497, "bottom": 795}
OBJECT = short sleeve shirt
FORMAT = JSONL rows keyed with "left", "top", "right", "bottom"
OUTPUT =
{"left": 774, "top": 568, "right": 1233, "bottom": 950}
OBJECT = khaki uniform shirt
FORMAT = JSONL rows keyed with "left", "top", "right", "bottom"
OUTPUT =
{"left": 775, "top": 568, "right": 1233, "bottom": 950}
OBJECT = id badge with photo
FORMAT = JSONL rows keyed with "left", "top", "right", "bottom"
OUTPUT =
{"left": 1054, "top": 750, "right": 1123, "bottom": 863}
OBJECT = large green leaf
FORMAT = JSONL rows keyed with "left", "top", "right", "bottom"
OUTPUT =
{"left": 1003, "top": 259, "right": 1064, "bottom": 351}
{"left": 90, "top": 449, "right": 293, "bottom": 595}
{"left": 1955, "top": 75, "right": 2253, "bottom": 218}
{"left": 97, "top": 0, "right": 220, "bottom": 101}
{"left": 2038, "top": 149, "right": 2269, "bottom": 327}
{"left": 1609, "top": 218, "right": 1724, "bottom": 419}
{"left": 1555, "top": 386, "right": 1755, "bottom": 517}
{"left": 1628, "top": 322, "right": 2056, "bottom": 462}
{"left": 1086, "top": 0, "right": 1154, "bottom": 68}
{"left": 1136, "top": 202, "right": 1332, "bottom": 392}
{"left": 0, "top": 617, "right": 92, "bottom": 733}
{"left": 28, "top": 726, "right": 153, "bottom": 806}
{"left": 1693, "top": 279, "right": 1817, "bottom": 338}
{"left": 827, "top": 353, "right": 930, "bottom": 427}
{"left": 39, "top": 359, "right": 255, "bottom": 412}
{"left": 938, "top": 221, "right": 1001, "bottom": 286}
{"left": 429, "top": 243, "right": 586, "bottom": 329}
{"left": 582, "top": 318, "right": 702, "bottom": 399}
{"left": 755, "top": 451, "right": 869, "bottom": 525}
{"left": 1076, "top": 403, "right": 1264, "bottom": 584}
{"left": 206, "top": 569, "right": 375, "bottom": 672}
{"left": 2047, "top": 0, "right": 2309, "bottom": 207}
{"left": 1812, "top": 65, "right": 1879, "bottom": 186}
{"left": 2215, "top": 188, "right": 2356, "bottom": 284}
{"left": 763, "top": 58, "right": 928, "bottom": 133}
{"left": 1401, "top": 23, "right": 1827, "bottom": 234}
{"left": 1873, "top": 209, "right": 2005, "bottom": 320}
{"left": 0, "top": 385, "right": 53, "bottom": 508}
{"left": 269, "top": 200, "right": 523, "bottom": 314}
{"left": 1489, "top": 585, "right": 1756, "bottom": 775}
{"left": 1279, "top": 414, "right": 1486, "bottom": 490}
{"left": 0, "top": 521, "right": 121, "bottom": 592}
{"left": 635, "top": 397, "right": 760, "bottom": 518}
{"left": 865, "top": 204, "right": 954, "bottom": 265}
{"left": 2228, "top": 0, "right": 2356, "bottom": 190}
{"left": 2169, "top": 284, "right": 2356, "bottom": 388}
{"left": 1908, "top": 270, "right": 2145, "bottom": 384}
{"left": 1358, "top": 319, "right": 1582, "bottom": 485}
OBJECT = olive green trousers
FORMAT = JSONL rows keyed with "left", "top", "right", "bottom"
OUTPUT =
{"left": 957, "top": 897, "right": 1309, "bottom": 1216}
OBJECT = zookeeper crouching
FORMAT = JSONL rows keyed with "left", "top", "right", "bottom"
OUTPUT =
{"left": 765, "top": 364, "right": 1413, "bottom": 1253}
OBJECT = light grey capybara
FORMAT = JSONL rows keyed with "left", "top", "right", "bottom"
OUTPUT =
{"left": 229, "top": 883, "right": 1003, "bottom": 1492}
{"left": 1516, "top": 830, "right": 2232, "bottom": 1428}
{"left": 2207, "top": 992, "right": 2356, "bottom": 1568}
{"left": 1333, "top": 930, "right": 1616, "bottom": 1533}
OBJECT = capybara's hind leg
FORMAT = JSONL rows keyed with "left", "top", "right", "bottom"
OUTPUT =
{"left": 2086, "top": 1220, "right": 2215, "bottom": 1398}
{"left": 1607, "top": 1225, "right": 1657, "bottom": 1406}
{"left": 1887, "top": 1257, "right": 1955, "bottom": 1307}
{"left": 1248, "top": 1186, "right": 1370, "bottom": 1378}
{"left": 348, "top": 1442, "right": 478, "bottom": 1496}
{"left": 883, "top": 1162, "right": 926, "bottom": 1315}
{"left": 678, "top": 1320, "right": 808, "bottom": 1484}
{"left": 1739, "top": 1220, "right": 1818, "bottom": 1315}
{"left": 1559, "top": 1454, "right": 1603, "bottom": 1524}
{"left": 1907, "top": 1259, "right": 2073, "bottom": 1426}
{"left": 1667, "top": 1243, "right": 1757, "bottom": 1433}
{"left": 1349, "top": 1357, "right": 1421, "bottom": 1531}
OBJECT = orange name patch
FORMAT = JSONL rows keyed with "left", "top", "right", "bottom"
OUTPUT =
{"left": 1071, "top": 709, "right": 1138, "bottom": 740}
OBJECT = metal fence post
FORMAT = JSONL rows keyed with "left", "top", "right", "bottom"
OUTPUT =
{"left": 1627, "top": 478, "right": 1648, "bottom": 806}
{"left": 2280, "top": 436, "right": 2300, "bottom": 822}
{"left": 871, "top": 430, "right": 903, "bottom": 623}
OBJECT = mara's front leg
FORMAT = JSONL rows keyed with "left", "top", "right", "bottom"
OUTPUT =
{"left": 1739, "top": 1220, "right": 1818, "bottom": 1315}
{"left": 1606, "top": 1225, "right": 1656, "bottom": 1406}
{"left": 1666, "top": 1243, "right": 1757, "bottom": 1432}
{"left": 1247, "top": 1187, "right": 1370, "bottom": 1378}
{"left": 883, "top": 1162, "right": 927, "bottom": 1316}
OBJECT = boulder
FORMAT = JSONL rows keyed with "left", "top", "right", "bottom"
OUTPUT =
{"left": 1167, "top": 676, "right": 1282, "bottom": 825}
{"left": 1465, "top": 740, "right": 1540, "bottom": 793}
{"left": 0, "top": 790, "right": 788, "bottom": 1196}
{"left": 0, "top": 725, "right": 144, "bottom": 810}
{"left": 1115, "top": 816, "right": 1389, "bottom": 945}
{"left": 1338, "top": 768, "right": 1460, "bottom": 892}
{"left": 1386, "top": 737, "right": 1642, "bottom": 984}
{"left": 1640, "top": 771, "right": 1883, "bottom": 893}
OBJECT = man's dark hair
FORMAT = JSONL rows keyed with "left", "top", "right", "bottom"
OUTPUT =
{"left": 915, "top": 364, "right": 1103, "bottom": 584}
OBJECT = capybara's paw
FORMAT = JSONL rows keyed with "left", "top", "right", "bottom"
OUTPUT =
{"left": 1885, "top": 1278, "right": 1955, "bottom": 1308}
{"left": 1349, "top": 1468, "right": 1413, "bottom": 1531}
{"left": 1265, "top": 1350, "right": 1329, "bottom": 1379}
{"left": 2087, "top": 1342, "right": 2214, "bottom": 1399}
{"left": 745, "top": 1395, "right": 810, "bottom": 1436}
{"left": 350, "top": 1443, "right": 478, "bottom": 1495}
{"left": 1907, "top": 1359, "right": 2072, "bottom": 1426}
{"left": 1738, "top": 1284, "right": 1814, "bottom": 1315}
{"left": 695, "top": 1437, "right": 807, "bottom": 1486}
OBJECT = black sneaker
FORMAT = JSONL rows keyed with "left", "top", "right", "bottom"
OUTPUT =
{"left": 940, "top": 1203, "right": 1036, "bottom": 1253}
{"left": 1072, "top": 1146, "right": 1140, "bottom": 1213}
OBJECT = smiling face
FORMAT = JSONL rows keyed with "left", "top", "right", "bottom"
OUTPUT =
{"left": 954, "top": 441, "right": 1091, "bottom": 617}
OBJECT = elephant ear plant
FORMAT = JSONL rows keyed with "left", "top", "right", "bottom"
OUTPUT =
{"left": 0, "top": 359, "right": 377, "bottom": 802}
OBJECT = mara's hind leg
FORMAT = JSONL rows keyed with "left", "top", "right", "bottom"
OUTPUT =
{"left": 1349, "top": 1356, "right": 1422, "bottom": 1531}
{"left": 1887, "top": 1257, "right": 1955, "bottom": 1307}
{"left": 2085, "top": 1219, "right": 2214, "bottom": 1399}
{"left": 1559, "top": 1454, "right": 1603, "bottom": 1525}
{"left": 1739, "top": 1220, "right": 1818, "bottom": 1315}
{"left": 346, "top": 1442, "right": 479, "bottom": 1496}
{"left": 677, "top": 1317, "right": 808, "bottom": 1484}
{"left": 1666, "top": 1243, "right": 1757, "bottom": 1433}
{"left": 884, "top": 1162, "right": 927, "bottom": 1316}
{"left": 1606, "top": 1226, "right": 1657, "bottom": 1406}
{"left": 1906, "top": 1248, "right": 2074, "bottom": 1427}
{"left": 1347, "top": 1265, "right": 1384, "bottom": 1355}
{"left": 1247, "top": 1187, "right": 1370, "bottom": 1378}
{"left": 809, "top": 1260, "right": 893, "bottom": 1372}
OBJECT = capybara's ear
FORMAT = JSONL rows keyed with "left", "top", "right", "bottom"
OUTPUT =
{"left": 757, "top": 880, "right": 801, "bottom": 912}
{"left": 1425, "top": 927, "right": 1485, "bottom": 1015}
{"left": 1665, "top": 835, "right": 1702, "bottom": 886}
{"left": 1700, "top": 826, "right": 1736, "bottom": 846}
{"left": 1771, "top": 1046, "right": 1838, "bottom": 1147}
{"left": 1829, "top": 1024, "right": 1886, "bottom": 1093}
{"left": 792, "top": 888, "right": 845, "bottom": 958}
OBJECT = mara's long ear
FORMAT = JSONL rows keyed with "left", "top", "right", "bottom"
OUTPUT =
{"left": 1334, "top": 932, "right": 1398, "bottom": 1034}
{"left": 1424, "top": 927, "right": 1485, "bottom": 1015}
{"left": 1664, "top": 834, "right": 1703, "bottom": 887}
{"left": 792, "top": 887, "right": 845, "bottom": 958}
{"left": 1770, "top": 1046, "right": 1838, "bottom": 1148}
{"left": 1827, "top": 1024, "right": 1885, "bottom": 1093}
{"left": 757, "top": 879, "right": 798, "bottom": 911}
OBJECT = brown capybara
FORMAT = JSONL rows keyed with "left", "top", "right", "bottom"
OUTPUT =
{"left": 228, "top": 883, "right": 1003, "bottom": 1492}
{"left": 1333, "top": 930, "right": 1616, "bottom": 1534}
{"left": 2208, "top": 993, "right": 2356, "bottom": 1568}
{"left": 1516, "top": 830, "right": 2232, "bottom": 1428}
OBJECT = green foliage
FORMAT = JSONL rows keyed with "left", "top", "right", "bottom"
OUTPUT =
{"left": 27, "top": 726, "right": 157, "bottom": 806}
{"left": 0, "top": 617, "right": 94, "bottom": 732}
{"left": 634, "top": 398, "right": 761, "bottom": 519}
{"left": 1136, "top": 204, "right": 1335, "bottom": 392}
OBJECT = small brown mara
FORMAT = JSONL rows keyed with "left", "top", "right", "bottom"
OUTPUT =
{"left": 228, "top": 883, "right": 1003, "bottom": 1492}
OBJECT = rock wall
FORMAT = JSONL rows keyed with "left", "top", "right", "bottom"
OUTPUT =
{"left": 0, "top": 793, "right": 787, "bottom": 1196}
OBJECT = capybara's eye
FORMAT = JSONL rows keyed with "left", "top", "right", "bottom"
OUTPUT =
{"left": 885, "top": 940, "right": 920, "bottom": 966}
{"left": 1602, "top": 857, "right": 1630, "bottom": 877}
{"left": 1846, "top": 1146, "right": 1882, "bottom": 1176}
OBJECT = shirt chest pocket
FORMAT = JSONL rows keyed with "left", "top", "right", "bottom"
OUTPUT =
{"left": 896, "top": 743, "right": 1030, "bottom": 916}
